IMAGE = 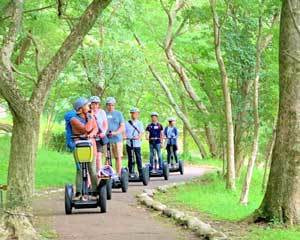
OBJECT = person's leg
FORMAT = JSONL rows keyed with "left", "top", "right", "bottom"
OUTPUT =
{"left": 113, "top": 142, "right": 123, "bottom": 175}
{"left": 166, "top": 144, "right": 171, "bottom": 164}
{"left": 126, "top": 144, "right": 134, "bottom": 174}
{"left": 135, "top": 147, "right": 143, "bottom": 176}
{"left": 88, "top": 156, "right": 98, "bottom": 193}
{"left": 149, "top": 143, "right": 154, "bottom": 171}
{"left": 75, "top": 162, "right": 82, "bottom": 195}
{"left": 173, "top": 144, "right": 178, "bottom": 162}
{"left": 156, "top": 143, "right": 163, "bottom": 170}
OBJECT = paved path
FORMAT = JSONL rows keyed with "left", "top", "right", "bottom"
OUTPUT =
{"left": 34, "top": 166, "right": 208, "bottom": 240}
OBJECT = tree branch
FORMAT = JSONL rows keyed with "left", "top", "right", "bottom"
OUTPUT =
{"left": 30, "top": 0, "right": 112, "bottom": 110}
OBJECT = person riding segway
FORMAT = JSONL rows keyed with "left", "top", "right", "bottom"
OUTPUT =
{"left": 64, "top": 97, "right": 109, "bottom": 214}
{"left": 125, "top": 107, "right": 149, "bottom": 186}
{"left": 164, "top": 117, "right": 184, "bottom": 175}
{"left": 145, "top": 112, "right": 169, "bottom": 180}
{"left": 105, "top": 97, "right": 128, "bottom": 193}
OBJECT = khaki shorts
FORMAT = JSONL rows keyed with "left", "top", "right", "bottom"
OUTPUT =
{"left": 104, "top": 142, "right": 123, "bottom": 159}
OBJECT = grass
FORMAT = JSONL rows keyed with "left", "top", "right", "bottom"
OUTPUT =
{"left": 157, "top": 171, "right": 264, "bottom": 221}
{"left": 156, "top": 168, "right": 300, "bottom": 240}
{"left": 0, "top": 136, "right": 75, "bottom": 189}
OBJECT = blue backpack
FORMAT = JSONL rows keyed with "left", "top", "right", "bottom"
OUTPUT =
{"left": 64, "top": 110, "right": 77, "bottom": 151}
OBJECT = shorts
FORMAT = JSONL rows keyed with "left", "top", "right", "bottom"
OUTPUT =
{"left": 96, "top": 140, "right": 104, "bottom": 153}
{"left": 110, "top": 142, "right": 123, "bottom": 159}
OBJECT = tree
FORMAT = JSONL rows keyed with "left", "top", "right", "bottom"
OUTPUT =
{"left": 210, "top": 0, "right": 236, "bottom": 190}
{"left": 0, "top": 0, "right": 111, "bottom": 238}
{"left": 255, "top": 0, "right": 300, "bottom": 224}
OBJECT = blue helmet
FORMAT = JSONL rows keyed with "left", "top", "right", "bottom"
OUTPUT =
{"left": 90, "top": 96, "right": 100, "bottom": 103}
{"left": 130, "top": 107, "right": 140, "bottom": 113}
{"left": 73, "top": 97, "right": 89, "bottom": 111}
{"left": 106, "top": 97, "right": 116, "bottom": 105}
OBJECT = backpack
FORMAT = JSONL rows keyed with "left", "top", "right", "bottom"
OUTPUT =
{"left": 64, "top": 110, "right": 87, "bottom": 151}
{"left": 64, "top": 110, "right": 77, "bottom": 151}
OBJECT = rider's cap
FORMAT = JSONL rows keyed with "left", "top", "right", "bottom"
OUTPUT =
{"left": 106, "top": 96, "right": 116, "bottom": 105}
{"left": 168, "top": 117, "right": 176, "bottom": 122}
{"left": 89, "top": 96, "right": 100, "bottom": 103}
{"left": 151, "top": 112, "right": 159, "bottom": 117}
{"left": 130, "top": 107, "right": 140, "bottom": 113}
{"left": 73, "top": 97, "right": 89, "bottom": 111}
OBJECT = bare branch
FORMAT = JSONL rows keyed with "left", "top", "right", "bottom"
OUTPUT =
{"left": 0, "top": 4, "right": 55, "bottom": 22}
{"left": 11, "top": 65, "right": 37, "bottom": 85}
{"left": 30, "top": 0, "right": 112, "bottom": 110}
{"left": 27, "top": 32, "right": 41, "bottom": 74}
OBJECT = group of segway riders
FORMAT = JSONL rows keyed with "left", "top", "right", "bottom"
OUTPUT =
{"left": 64, "top": 96, "right": 183, "bottom": 214}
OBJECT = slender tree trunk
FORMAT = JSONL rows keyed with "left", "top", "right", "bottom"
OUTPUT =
{"left": 256, "top": 0, "right": 300, "bottom": 224}
{"left": 240, "top": 13, "right": 263, "bottom": 204}
{"left": 160, "top": 0, "right": 218, "bottom": 157}
{"left": 210, "top": 0, "right": 236, "bottom": 189}
{"left": 262, "top": 121, "right": 276, "bottom": 192}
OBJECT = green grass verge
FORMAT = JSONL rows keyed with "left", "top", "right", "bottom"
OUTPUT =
{"left": 156, "top": 170, "right": 300, "bottom": 240}
{"left": 0, "top": 136, "right": 75, "bottom": 189}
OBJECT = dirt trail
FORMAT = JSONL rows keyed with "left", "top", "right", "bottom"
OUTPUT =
{"left": 34, "top": 166, "right": 208, "bottom": 240}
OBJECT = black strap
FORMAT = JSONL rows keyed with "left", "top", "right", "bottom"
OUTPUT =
{"left": 128, "top": 120, "right": 140, "bottom": 134}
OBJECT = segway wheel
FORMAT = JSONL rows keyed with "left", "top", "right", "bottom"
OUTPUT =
{"left": 106, "top": 178, "right": 112, "bottom": 200}
{"left": 179, "top": 160, "right": 184, "bottom": 175}
{"left": 98, "top": 180, "right": 107, "bottom": 213}
{"left": 142, "top": 167, "right": 149, "bottom": 186}
{"left": 121, "top": 168, "right": 129, "bottom": 192}
{"left": 163, "top": 162, "right": 169, "bottom": 180}
{"left": 64, "top": 184, "right": 73, "bottom": 215}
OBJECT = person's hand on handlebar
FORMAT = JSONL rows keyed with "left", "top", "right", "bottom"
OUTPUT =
{"left": 98, "top": 133, "right": 105, "bottom": 138}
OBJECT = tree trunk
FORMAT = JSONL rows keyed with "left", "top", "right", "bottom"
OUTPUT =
{"left": 210, "top": 0, "right": 236, "bottom": 190}
{"left": 160, "top": 0, "right": 218, "bottom": 157}
{"left": 255, "top": 0, "right": 300, "bottom": 224}
{"left": 262, "top": 121, "right": 276, "bottom": 192}
{"left": 0, "top": 113, "right": 40, "bottom": 239}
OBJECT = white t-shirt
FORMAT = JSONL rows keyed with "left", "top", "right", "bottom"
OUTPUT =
{"left": 94, "top": 109, "right": 107, "bottom": 133}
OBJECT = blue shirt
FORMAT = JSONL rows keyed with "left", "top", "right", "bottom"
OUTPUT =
{"left": 164, "top": 126, "right": 178, "bottom": 145}
{"left": 125, "top": 120, "right": 144, "bottom": 148}
{"left": 106, "top": 110, "right": 124, "bottom": 143}
{"left": 146, "top": 122, "right": 163, "bottom": 144}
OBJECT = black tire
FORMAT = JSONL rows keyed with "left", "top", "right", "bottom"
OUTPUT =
{"left": 142, "top": 167, "right": 149, "bottom": 186}
{"left": 106, "top": 178, "right": 112, "bottom": 200}
{"left": 98, "top": 180, "right": 107, "bottom": 213}
{"left": 64, "top": 184, "right": 73, "bottom": 215}
{"left": 179, "top": 160, "right": 184, "bottom": 175}
{"left": 163, "top": 162, "right": 169, "bottom": 180}
{"left": 121, "top": 168, "right": 129, "bottom": 192}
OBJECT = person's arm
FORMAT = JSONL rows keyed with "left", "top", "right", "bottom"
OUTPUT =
{"left": 112, "top": 112, "right": 125, "bottom": 136}
{"left": 136, "top": 122, "right": 144, "bottom": 140}
{"left": 145, "top": 125, "right": 150, "bottom": 140}
{"left": 101, "top": 110, "right": 108, "bottom": 134}
{"left": 88, "top": 118, "right": 98, "bottom": 138}
{"left": 70, "top": 114, "right": 94, "bottom": 135}
{"left": 160, "top": 125, "right": 164, "bottom": 143}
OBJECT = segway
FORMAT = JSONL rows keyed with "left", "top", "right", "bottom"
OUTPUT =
{"left": 126, "top": 137, "right": 150, "bottom": 186}
{"left": 148, "top": 138, "right": 169, "bottom": 180}
{"left": 105, "top": 132, "right": 129, "bottom": 195}
{"left": 165, "top": 137, "right": 184, "bottom": 175}
{"left": 65, "top": 136, "right": 108, "bottom": 215}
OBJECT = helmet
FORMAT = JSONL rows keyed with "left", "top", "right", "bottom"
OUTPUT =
{"left": 130, "top": 107, "right": 140, "bottom": 113}
{"left": 90, "top": 96, "right": 100, "bottom": 103}
{"left": 168, "top": 117, "right": 176, "bottom": 122}
{"left": 73, "top": 97, "right": 89, "bottom": 111}
{"left": 151, "top": 112, "right": 159, "bottom": 117}
{"left": 106, "top": 97, "right": 116, "bottom": 105}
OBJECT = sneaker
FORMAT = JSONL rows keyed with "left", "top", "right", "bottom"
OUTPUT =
{"left": 73, "top": 192, "right": 81, "bottom": 200}
{"left": 82, "top": 195, "right": 88, "bottom": 201}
